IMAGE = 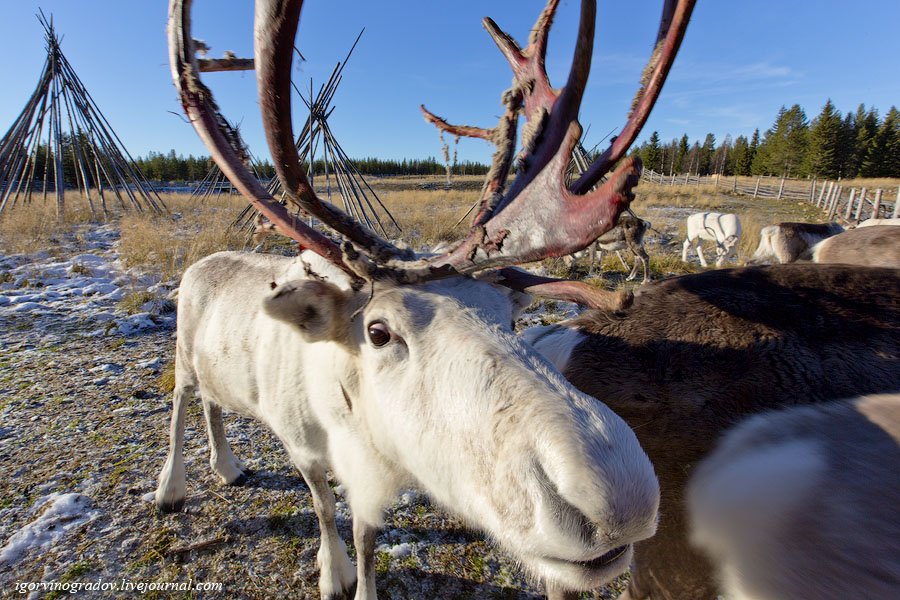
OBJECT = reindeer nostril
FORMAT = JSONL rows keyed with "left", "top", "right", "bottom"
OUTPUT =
{"left": 533, "top": 460, "right": 595, "bottom": 547}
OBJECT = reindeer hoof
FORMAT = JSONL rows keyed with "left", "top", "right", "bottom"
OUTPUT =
{"left": 324, "top": 580, "right": 356, "bottom": 600}
{"left": 229, "top": 470, "right": 253, "bottom": 486}
{"left": 157, "top": 498, "right": 185, "bottom": 513}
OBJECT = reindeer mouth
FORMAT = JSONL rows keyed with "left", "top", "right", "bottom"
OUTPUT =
{"left": 537, "top": 543, "right": 633, "bottom": 586}
{"left": 576, "top": 544, "right": 630, "bottom": 569}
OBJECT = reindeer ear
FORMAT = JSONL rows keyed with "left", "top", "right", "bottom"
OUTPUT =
{"left": 262, "top": 279, "right": 351, "bottom": 343}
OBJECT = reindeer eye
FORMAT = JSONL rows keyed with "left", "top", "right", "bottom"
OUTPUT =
{"left": 367, "top": 321, "right": 392, "bottom": 347}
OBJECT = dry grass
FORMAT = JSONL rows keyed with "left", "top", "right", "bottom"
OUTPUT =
{"left": 117, "top": 193, "right": 248, "bottom": 282}
{"left": 0, "top": 177, "right": 844, "bottom": 283}
{"left": 0, "top": 197, "right": 97, "bottom": 255}
{"left": 379, "top": 188, "right": 480, "bottom": 249}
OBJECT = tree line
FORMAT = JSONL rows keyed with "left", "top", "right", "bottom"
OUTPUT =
{"left": 632, "top": 101, "right": 900, "bottom": 179}
{"left": 131, "top": 151, "right": 491, "bottom": 182}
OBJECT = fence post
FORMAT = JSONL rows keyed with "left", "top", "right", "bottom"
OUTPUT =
{"left": 844, "top": 188, "right": 857, "bottom": 220}
{"left": 828, "top": 185, "right": 843, "bottom": 219}
{"left": 732, "top": 177, "right": 737, "bottom": 193}
{"left": 753, "top": 176, "right": 761, "bottom": 198}
{"left": 872, "top": 189, "right": 883, "bottom": 219}
{"left": 817, "top": 181, "right": 831, "bottom": 208}
{"left": 777, "top": 177, "right": 786, "bottom": 200}
{"left": 854, "top": 188, "right": 867, "bottom": 221}
{"left": 809, "top": 177, "right": 816, "bottom": 203}
{"left": 894, "top": 186, "right": 900, "bottom": 218}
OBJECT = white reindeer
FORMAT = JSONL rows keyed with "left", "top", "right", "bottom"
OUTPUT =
{"left": 162, "top": 0, "right": 689, "bottom": 598}
{"left": 682, "top": 212, "right": 742, "bottom": 267}
{"left": 688, "top": 393, "right": 900, "bottom": 600}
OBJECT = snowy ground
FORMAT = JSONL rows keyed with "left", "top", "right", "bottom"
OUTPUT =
{"left": 0, "top": 224, "right": 625, "bottom": 599}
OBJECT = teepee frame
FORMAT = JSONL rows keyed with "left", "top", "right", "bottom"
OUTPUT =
{"left": 0, "top": 12, "right": 165, "bottom": 220}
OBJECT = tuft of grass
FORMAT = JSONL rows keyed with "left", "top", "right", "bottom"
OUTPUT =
{"left": 118, "top": 290, "right": 158, "bottom": 314}
{"left": 69, "top": 262, "right": 92, "bottom": 276}
{"left": 158, "top": 360, "right": 177, "bottom": 394}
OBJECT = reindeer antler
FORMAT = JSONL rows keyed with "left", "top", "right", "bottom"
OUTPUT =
{"left": 168, "top": 0, "right": 354, "bottom": 280}
{"left": 169, "top": 0, "right": 693, "bottom": 308}
{"left": 416, "top": 0, "right": 693, "bottom": 303}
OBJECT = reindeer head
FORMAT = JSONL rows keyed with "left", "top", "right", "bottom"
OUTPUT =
{"left": 168, "top": 0, "right": 693, "bottom": 590}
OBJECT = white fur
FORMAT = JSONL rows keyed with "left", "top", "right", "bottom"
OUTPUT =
{"left": 156, "top": 250, "right": 659, "bottom": 598}
{"left": 522, "top": 323, "right": 585, "bottom": 373}
{"left": 689, "top": 395, "right": 900, "bottom": 600}
{"left": 689, "top": 439, "right": 825, "bottom": 599}
{"left": 682, "top": 212, "right": 742, "bottom": 267}
{"left": 857, "top": 217, "right": 900, "bottom": 227}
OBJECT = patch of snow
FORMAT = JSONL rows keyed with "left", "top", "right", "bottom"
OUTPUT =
{"left": 0, "top": 493, "right": 98, "bottom": 565}
{"left": 375, "top": 542, "right": 415, "bottom": 560}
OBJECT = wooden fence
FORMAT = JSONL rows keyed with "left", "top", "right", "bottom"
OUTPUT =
{"left": 641, "top": 169, "right": 900, "bottom": 222}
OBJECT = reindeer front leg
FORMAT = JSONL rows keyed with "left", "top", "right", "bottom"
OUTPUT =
{"left": 352, "top": 518, "right": 378, "bottom": 600}
{"left": 295, "top": 463, "right": 356, "bottom": 599}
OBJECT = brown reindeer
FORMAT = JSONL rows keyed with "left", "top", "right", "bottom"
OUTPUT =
{"left": 567, "top": 213, "right": 652, "bottom": 282}
{"left": 526, "top": 263, "right": 900, "bottom": 600}
{"left": 750, "top": 221, "right": 844, "bottom": 264}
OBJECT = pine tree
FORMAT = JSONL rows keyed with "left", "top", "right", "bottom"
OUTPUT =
{"left": 805, "top": 99, "right": 843, "bottom": 178}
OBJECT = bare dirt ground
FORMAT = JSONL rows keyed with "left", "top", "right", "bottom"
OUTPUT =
{"left": 0, "top": 181, "right": 827, "bottom": 599}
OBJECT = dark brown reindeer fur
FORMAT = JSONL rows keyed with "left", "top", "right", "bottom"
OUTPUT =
{"left": 536, "top": 264, "right": 900, "bottom": 600}
{"left": 813, "top": 224, "right": 900, "bottom": 268}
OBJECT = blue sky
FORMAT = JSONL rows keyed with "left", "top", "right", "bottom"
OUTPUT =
{"left": 1, "top": 1, "right": 898, "bottom": 164}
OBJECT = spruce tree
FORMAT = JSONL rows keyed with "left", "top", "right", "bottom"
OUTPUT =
{"left": 852, "top": 104, "right": 879, "bottom": 176}
{"left": 861, "top": 107, "right": 898, "bottom": 177}
{"left": 731, "top": 135, "right": 750, "bottom": 176}
{"left": 754, "top": 105, "right": 809, "bottom": 176}
{"left": 698, "top": 133, "right": 716, "bottom": 175}
{"left": 806, "top": 99, "right": 843, "bottom": 178}
{"left": 645, "top": 131, "right": 662, "bottom": 173}
{"left": 839, "top": 112, "right": 857, "bottom": 178}
{"left": 675, "top": 134, "right": 689, "bottom": 173}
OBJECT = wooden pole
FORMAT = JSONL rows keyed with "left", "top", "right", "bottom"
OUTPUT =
{"left": 753, "top": 176, "right": 761, "bottom": 198}
{"left": 871, "top": 189, "right": 882, "bottom": 220}
{"left": 844, "top": 188, "right": 857, "bottom": 220}
{"left": 894, "top": 186, "right": 900, "bottom": 218}
{"left": 828, "top": 185, "right": 843, "bottom": 219}
{"left": 809, "top": 177, "right": 816, "bottom": 203}
{"left": 817, "top": 181, "right": 831, "bottom": 208}
{"left": 854, "top": 188, "right": 867, "bottom": 221}
{"left": 777, "top": 177, "right": 785, "bottom": 200}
